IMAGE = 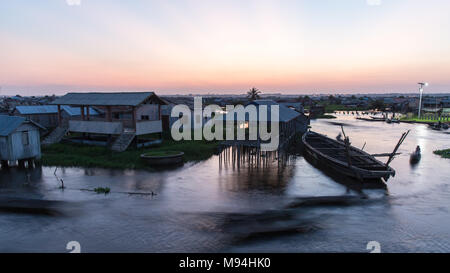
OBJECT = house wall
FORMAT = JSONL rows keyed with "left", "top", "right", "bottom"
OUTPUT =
{"left": 136, "top": 120, "right": 163, "bottom": 135}
{"left": 136, "top": 104, "right": 159, "bottom": 121}
{"left": 69, "top": 120, "right": 123, "bottom": 135}
{"left": 13, "top": 111, "right": 58, "bottom": 128}
{"left": 0, "top": 136, "right": 9, "bottom": 160}
{"left": 1, "top": 124, "right": 41, "bottom": 161}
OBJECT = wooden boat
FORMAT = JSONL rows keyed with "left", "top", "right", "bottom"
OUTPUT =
{"left": 302, "top": 131, "right": 397, "bottom": 181}
{"left": 430, "top": 124, "right": 442, "bottom": 131}
{"left": 386, "top": 118, "right": 400, "bottom": 124}
{"left": 370, "top": 116, "right": 386, "bottom": 121}
{"left": 410, "top": 147, "right": 421, "bottom": 164}
{"left": 356, "top": 117, "right": 384, "bottom": 122}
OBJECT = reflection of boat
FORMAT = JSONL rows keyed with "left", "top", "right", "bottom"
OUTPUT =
{"left": 410, "top": 146, "right": 421, "bottom": 164}
{"left": 302, "top": 131, "right": 396, "bottom": 181}
{"left": 443, "top": 123, "right": 449, "bottom": 130}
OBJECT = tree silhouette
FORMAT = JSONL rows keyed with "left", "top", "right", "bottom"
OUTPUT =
{"left": 247, "top": 87, "right": 261, "bottom": 100}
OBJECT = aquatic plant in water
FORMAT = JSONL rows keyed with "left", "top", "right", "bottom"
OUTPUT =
{"left": 94, "top": 187, "right": 111, "bottom": 194}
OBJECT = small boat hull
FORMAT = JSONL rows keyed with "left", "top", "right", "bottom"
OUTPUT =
{"left": 302, "top": 131, "right": 395, "bottom": 181}
{"left": 410, "top": 151, "right": 421, "bottom": 164}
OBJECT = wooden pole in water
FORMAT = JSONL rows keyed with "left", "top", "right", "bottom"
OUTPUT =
{"left": 386, "top": 130, "right": 410, "bottom": 166}
{"left": 344, "top": 137, "right": 353, "bottom": 168}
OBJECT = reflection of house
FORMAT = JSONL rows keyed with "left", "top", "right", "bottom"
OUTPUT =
{"left": 48, "top": 92, "right": 167, "bottom": 152}
{"left": 13, "top": 105, "right": 100, "bottom": 128}
{"left": 0, "top": 115, "right": 44, "bottom": 168}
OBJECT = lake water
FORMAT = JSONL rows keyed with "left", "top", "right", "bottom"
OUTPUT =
{"left": 1, "top": 115, "right": 449, "bottom": 253}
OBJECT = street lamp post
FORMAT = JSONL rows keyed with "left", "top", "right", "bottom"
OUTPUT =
{"left": 418, "top": 82, "right": 428, "bottom": 119}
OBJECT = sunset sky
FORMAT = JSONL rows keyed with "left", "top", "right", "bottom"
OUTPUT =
{"left": 1, "top": 0, "right": 450, "bottom": 95}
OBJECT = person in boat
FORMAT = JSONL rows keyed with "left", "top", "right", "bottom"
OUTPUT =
{"left": 410, "top": 145, "right": 421, "bottom": 164}
{"left": 336, "top": 133, "right": 343, "bottom": 142}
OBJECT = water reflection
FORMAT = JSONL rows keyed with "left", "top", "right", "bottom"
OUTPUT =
{"left": 218, "top": 147, "right": 296, "bottom": 193}
{"left": 0, "top": 115, "right": 449, "bottom": 252}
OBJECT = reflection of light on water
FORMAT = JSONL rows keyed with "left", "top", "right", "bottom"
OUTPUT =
{"left": 415, "top": 125, "right": 428, "bottom": 152}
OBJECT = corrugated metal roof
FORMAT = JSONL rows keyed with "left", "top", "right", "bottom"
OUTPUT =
{"left": 0, "top": 115, "right": 26, "bottom": 136}
{"left": 15, "top": 105, "right": 100, "bottom": 116}
{"left": 248, "top": 100, "right": 301, "bottom": 122}
{"left": 216, "top": 100, "right": 301, "bottom": 122}
{"left": 15, "top": 105, "right": 58, "bottom": 114}
{"left": 51, "top": 92, "right": 156, "bottom": 106}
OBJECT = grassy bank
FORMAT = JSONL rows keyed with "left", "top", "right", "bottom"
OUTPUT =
{"left": 400, "top": 114, "right": 449, "bottom": 124}
{"left": 400, "top": 117, "right": 447, "bottom": 124}
{"left": 324, "top": 104, "right": 369, "bottom": 113}
{"left": 434, "top": 149, "right": 450, "bottom": 159}
{"left": 41, "top": 139, "right": 220, "bottom": 171}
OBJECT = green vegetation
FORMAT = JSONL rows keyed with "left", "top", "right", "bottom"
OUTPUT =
{"left": 434, "top": 149, "right": 450, "bottom": 159}
{"left": 94, "top": 187, "right": 111, "bottom": 194}
{"left": 323, "top": 104, "right": 369, "bottom": 113}
{"left": 400, "top": 114, "right": 449, "bottom": 124}
{"left": 41, "top": 139, "right": 220, "bottom": 171}
{"left": 247, "top": 87, "right": 261, "bottom": 100}
{"left": 142, "top": 150, "right": 182, "bottom": 157}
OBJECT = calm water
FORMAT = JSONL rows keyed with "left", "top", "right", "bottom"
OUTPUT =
{"left": 0, "top": 115, "right": 449, "bottom": 253}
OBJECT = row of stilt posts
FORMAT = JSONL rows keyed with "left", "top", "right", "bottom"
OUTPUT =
{"left": 0, "top": 159, "right": 39, "bottom": 169}
{"left": 219, "top": 144, "right": 293, "bottom": 170}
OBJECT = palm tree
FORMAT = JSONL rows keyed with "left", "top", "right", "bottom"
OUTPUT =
{"left": 247, "top": 87, "right": 261, "bottom": 101}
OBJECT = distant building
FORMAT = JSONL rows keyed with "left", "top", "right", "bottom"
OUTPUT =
{"left": 219, "top": 100, "right": 309, "bottom": 149}
{"left": 279, "top": 102, "right": 304, "bottom": 113}
{"left": 423, "top": 98, "right": 439, "bottom": 109}
{"left": 13, "top": 105, "right": 100, "bottom": 128}
{"left": 309, "top": 105, "right": 325, "bottom": 118}
{"left": 161, "top": 98, "right": 222, "bottom": 131}
{"left": 440, "top": 99, "right": 450, "bottom": 108}
{"left": 0, "top": 115, "right": 44, "bottom": 167}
